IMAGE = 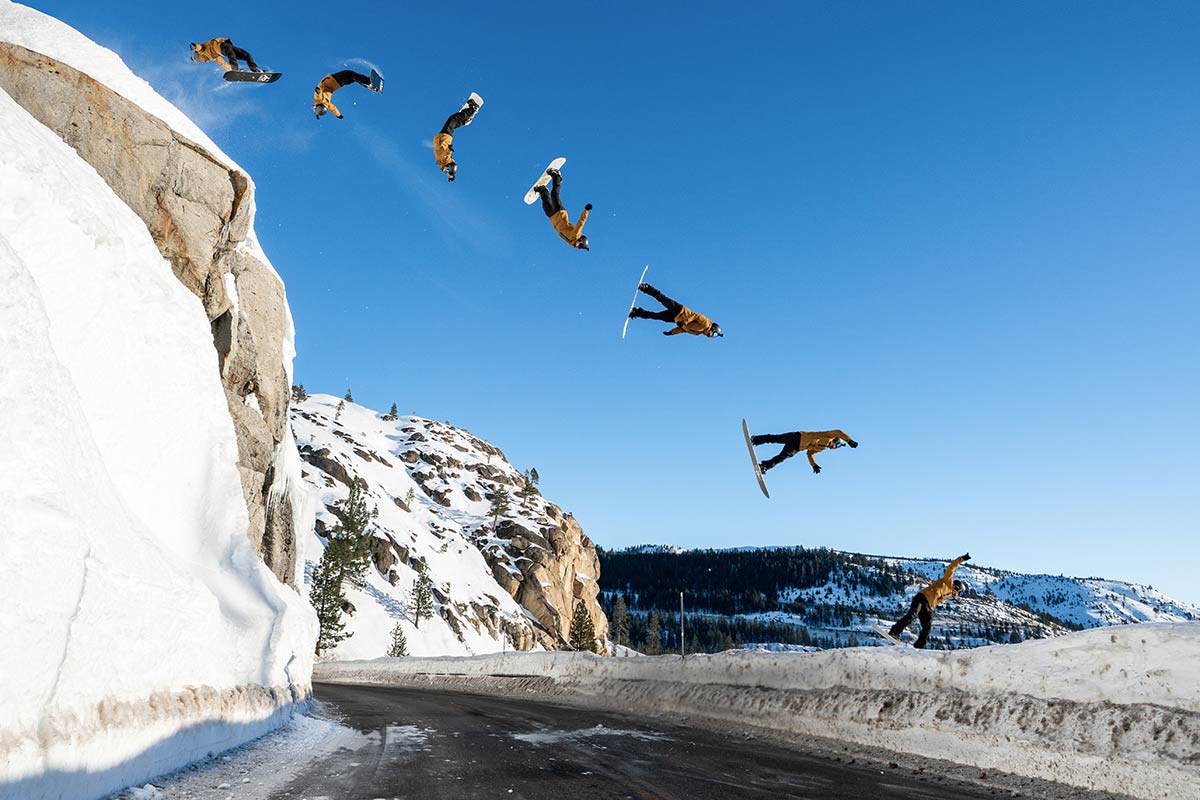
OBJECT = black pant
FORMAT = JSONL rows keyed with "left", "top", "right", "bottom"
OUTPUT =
{"left": 536, "top": 170, "right": 564, "bottom": 218}
{"left": 332, "top": 69, "right": 371, "bottom": 89}
{"left": 440, "top": 106, "right": 474, "bottom": 136}
{"left": 630, "top": 283, "right": 683, "bottom": 323}
{"left": 220, "top": 40, "right": 260, "bottom": 72}
{"left": 890, "top": 593, "right": 934, "bottom": 648}
{"left": 750, "top": 432, "right": 803, "bottom": 472}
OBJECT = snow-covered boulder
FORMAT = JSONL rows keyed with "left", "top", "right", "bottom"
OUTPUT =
{"left": 0, "top": 1, "right": 301, "bottom": 585}
{"left": 0, "top": 3, "right": 316, "bottom": 798}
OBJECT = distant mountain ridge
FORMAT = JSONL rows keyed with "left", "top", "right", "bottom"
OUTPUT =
{"left": 599, "top": 546, "right": 1198, "bottom": 652}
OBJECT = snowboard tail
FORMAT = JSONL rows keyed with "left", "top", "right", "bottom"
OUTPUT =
{"left": 370, "top": 69, "right": 384, "bottom": 93}
{"left": 742, "top": 419, "right": 770, "bottom": 498}
{"left": 871, "top": 624, "right": 905, "bottom": 646}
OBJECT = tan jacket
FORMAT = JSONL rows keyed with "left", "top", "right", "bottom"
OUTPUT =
{"left": 666, "top": 306, "right": 718, "bottom": 337}
{"left": 191, "top": 38, "right": 231, "bottom": 71}
{"left": 799, "top": 430, "right": 853, "bottom": 471}
{"left": 433, "top": 132, "right": 454, "bottom": 170}
{"left": 920, "top": 556, "right": 968, "bottom": 609}
{"left": 550, "top": 206, "right": 590, "bottom": 247}
{"left": 313, "top": 74, "right": 344, "bottom": 118}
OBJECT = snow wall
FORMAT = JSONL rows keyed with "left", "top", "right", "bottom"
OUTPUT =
{"left": 317, "top": 623, "right": 1200, "bottom": 800}
{"left": 0, "top": 3, "right": 316, "bottom": 798}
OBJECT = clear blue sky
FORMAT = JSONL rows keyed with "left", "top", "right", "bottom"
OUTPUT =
{"left": 37, "top": 1, "right": 1200, "bottom": 604}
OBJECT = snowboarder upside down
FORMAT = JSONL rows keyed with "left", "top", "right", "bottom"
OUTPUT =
{"left": 433, "top": 96, "right": 481, "bottom": 181}
{"left": 313, "top": 70, "right": 377, "bottom": 119}
{"left": 628, "top": 283, "right": 723, "bottom": 338}
{"left": 751, "top": 430, "right": 857, "bottom": 475}
{"left": 535, "top": 168, "right": 591, "bottom": 250}
{"left": 190, "top": 38, "right": 261, "bottom": 73}
{"left": 890, "top": 553, "right": 971, "bottom": 648}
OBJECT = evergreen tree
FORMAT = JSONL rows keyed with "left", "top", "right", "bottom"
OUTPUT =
{"left": 309, "top": 481, "right": 377, "bottom": 655}
{"left": 383, "top": 402, "right": 399, "bottom": 421}
{"left": 291, "top": 384, "right": 308, "bottom": 402}
{"left": 488, "top": 486, "right": 512, "bottom": 530}
{"left": 518, "top": 469, "right": 539, "bottom": 508}
{"left": 344, "top": 388, "right": 354, "bottom": 402}
{"left": 412, "top": 562, "right": 434, "bottom": 628}
{"left": 610, "top": 595, "right": 630, "bottom": 647}
{"left": 388, "top": 620, "right": 409, "bottom": 657}
{"left": 569, "top": 600, "right": 598, "bottom": 652}
{"left": 530, "top": 467, "right": 540, "bottom": 484}
{"left": 642, "top": 610, "right": 663, "bottom": 655}
{"left": 335, "top": 399, "right": 345, "bottom": 421}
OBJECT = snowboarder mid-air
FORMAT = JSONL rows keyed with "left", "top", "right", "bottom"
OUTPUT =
{"left": 890, "top": 553, "right": 971, "bottom": 648}
{"left": 433, "top": 95, "right": 482, "bottom": 181}
{"left": 750, "top": 429, "right": 858, "bottom": 475}
{"left": 313, "top": 70, "right": 378, "bottom": 119}
{"left": 628, "top": 283, "right": 723, "bottom": 338}
{"left": 189, "top": 37, "right": 261, "bottom": 73}
{"left": 534, "top": 168, "right": 591, "bottom": 250}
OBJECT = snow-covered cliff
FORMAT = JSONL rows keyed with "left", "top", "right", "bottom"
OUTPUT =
{"left": 292, "top": 394, "right": 608, "bottom": 659}
{"left": 0, "top": 4, "right": 315, "bottom": 798}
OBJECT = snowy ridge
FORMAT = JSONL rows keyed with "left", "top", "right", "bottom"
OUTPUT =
{"left": 293, "top": 394, "right": 606, "bottom": 659}
{"left": 318, "top": 623, "right": 1200, "bottom": 800}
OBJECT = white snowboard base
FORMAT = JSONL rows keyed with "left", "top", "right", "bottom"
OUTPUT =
{"left": 742, "top": 418, "right": 770, "bottom": 498}
{"left": 622, "top": 265, "right": 651, "bottom": 339}
{"left": 524, "top": 157, "right": 566, "bottom": 205}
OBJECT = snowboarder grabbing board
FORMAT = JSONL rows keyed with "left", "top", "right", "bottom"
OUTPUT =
{"left": 627, "top": 283, "right": 723, "bottom": 339}
{"left": 746, "top": 428, "right": 858, "bottom": 475}
{"left": 527, "top": 162, "right": 591, "bottom": 250}
{"left": 887, "top": 554, "right": 971, "bottom": 648}
{"left": 433, "top": 93, "right": 483, "bottom": 182}
{"left": 313, "top": 69, "right": 380, "bottom": 120}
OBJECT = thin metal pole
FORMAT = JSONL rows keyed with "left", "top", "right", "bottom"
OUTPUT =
{"left": 680, "top": 591, "right": 685, "bottom": 661}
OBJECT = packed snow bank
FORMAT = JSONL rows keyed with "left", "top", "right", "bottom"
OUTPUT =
{"left": 0, "top": 74, "right": 312, "bottom": 800}
{"left": 317, "top": 623, "right": 1200, "bottom": 800}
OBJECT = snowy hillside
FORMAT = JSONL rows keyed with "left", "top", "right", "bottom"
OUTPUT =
{"left": 292, "top": 394, "right": 608, "bottom": 660}
{"left": 601, "top": 546, "right": 1199, "bottom": 652}
{"left": 0, "top": 4, "right": 314, "bottom": 799}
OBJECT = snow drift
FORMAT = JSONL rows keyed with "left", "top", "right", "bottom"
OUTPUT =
{"left": 0, "top": 4, "right": 315, "bottom": 798}
{"left": 318, "top": 623, "right": 1200, "bottom": 800}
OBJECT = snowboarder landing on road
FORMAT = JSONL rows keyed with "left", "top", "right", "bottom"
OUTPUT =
{"left": 890, "top": 553, "right": 971, "bottom": 648}
{"left": 534, "top": 168, "right": 591, "bottom": 250}
{"left": 313, "top": 70, "right": 378, "bottom": 120}
{"left": 190, "top": 38, "right": 261, "bottom": 73}
{"left": 628, "top": 283, "right": 723, "bottom": 338}
{"left": 750, "top": 429, "right": 858, "bottom": 475}
{"left": 434, "top": 95, "right": 482, "bottom": 182}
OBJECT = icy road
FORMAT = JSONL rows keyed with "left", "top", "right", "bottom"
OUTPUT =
{"left": 263, "top": 683, "right": 1083, "bottom": 800}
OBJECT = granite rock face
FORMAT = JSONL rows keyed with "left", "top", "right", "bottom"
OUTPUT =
{"left": 0, "top": 44, "right": 297, "bottom": 585}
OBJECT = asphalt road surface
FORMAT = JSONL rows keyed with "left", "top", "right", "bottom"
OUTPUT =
{"left": 266, "top": 682, "right": 1006, "bottom": 800}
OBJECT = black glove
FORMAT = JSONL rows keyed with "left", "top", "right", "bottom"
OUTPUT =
{"left": 585, "top": 203, "right": 593, "bottom": 211}
{"left": 661, "top": 330, "right": 671, "bottom": 336}
{"left": 812, "top": 464, "right": 821, "bottom": 474}
{"left": 960, "top": 552, "right": 971, "bottom": 561}
{"left": 848, "top": 439, "right": 859, "bottom": 448}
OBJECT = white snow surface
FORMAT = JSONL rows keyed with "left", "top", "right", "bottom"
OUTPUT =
{"left": 319, "top": 622, "right": 1200, "bottom": 800}
{"left": 293, "top": 395, "right": 548, "bottom": 660}
{"left": 0, "top": 11, "right": 315, "bottom": 799}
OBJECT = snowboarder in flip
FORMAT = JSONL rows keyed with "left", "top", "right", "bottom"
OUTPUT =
{"left": 628, "top": 283, "right": 723, "bottom": 338}
{"left": 434, "top": 95, "right": 482, "bottom": 182}
{"left": 313, "top": 70, "right": 378, "bottom": 119}
{"left": 889, "top": 553, "right": 971, "bottom": 648}
{"left": 189, "top": 37, "right": 261, "bottom": 73}
{"left": 534, "top": 168, "right": 591, "bottom": 250}
{"left": 750, "top": 429, "right": 858, "bottom": 475}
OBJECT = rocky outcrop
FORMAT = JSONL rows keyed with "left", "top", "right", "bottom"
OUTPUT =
{"left": 0, "top": 44, "right": 297, "bottom": 586}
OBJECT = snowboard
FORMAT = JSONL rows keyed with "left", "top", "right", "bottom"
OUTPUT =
{"left": 460, "top": 92, "right": 484, "bottom": 124}
{"left": 524, "top": 157, "right": 566, "bottom": 205}
{"left": 741, "top": 419, "right": 770, "bottom": 499}
{"left": 370, "top": 69, "right": 384, "bottom": 93}
{"left": 870, "top": 624, "right": 905, "bottom": 646}
{"left": 621, "top": 265, "right": 651, "bottom": 339}
{"left": 223, "top": 70, "right": 282, "bottom": 84}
